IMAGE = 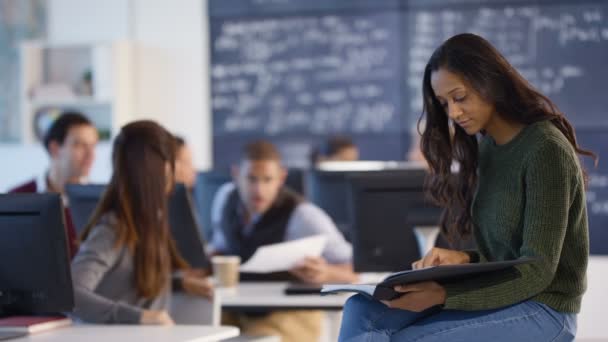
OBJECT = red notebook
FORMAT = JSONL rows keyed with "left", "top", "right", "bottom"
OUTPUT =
{"left": 0, "top": 316, "right": 72, "bottom": 334}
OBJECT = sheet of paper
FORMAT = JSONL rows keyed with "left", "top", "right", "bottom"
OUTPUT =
{"left": 239, "top": 235, "right": 328, "bottom": 273}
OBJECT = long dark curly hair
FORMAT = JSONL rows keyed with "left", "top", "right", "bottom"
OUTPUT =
{"left": 420, "top": 33, "right": 596, "bottom": 241}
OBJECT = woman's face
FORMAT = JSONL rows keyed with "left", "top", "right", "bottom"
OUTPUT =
{"left": 430, "top": 68, "right": 495, "bottom": 135}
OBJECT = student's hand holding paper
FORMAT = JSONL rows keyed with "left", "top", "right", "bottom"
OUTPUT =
{"left": 290, "top": 256, "right": 332, "bottom": 284}
{"left": 240, "top": 235, "right": 328, "bottom": 273}
{"left": 412, "top": 247, "right": 471, "bottom": 270}
{"left": 381, "top": 281, "right": 446, "bottom": 312}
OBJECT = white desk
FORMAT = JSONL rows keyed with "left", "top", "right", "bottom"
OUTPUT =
{"left": 11, "top": 325, "right": 239, "bottom": 342}
{"left": 216, "top": 282, "right": 350, "bottom": 311}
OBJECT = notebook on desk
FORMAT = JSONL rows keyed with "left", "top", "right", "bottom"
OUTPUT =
{"left": 0, "top": 315, "right": 71, "bottom": 334}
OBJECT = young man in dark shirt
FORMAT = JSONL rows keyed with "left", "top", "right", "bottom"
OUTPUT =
{"left": 9, "top": 112, "right": 99, "bottom": 257}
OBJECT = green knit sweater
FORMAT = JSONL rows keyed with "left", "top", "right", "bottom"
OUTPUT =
{"left": 444, "top": 120, "right": 588, "bottom": 313}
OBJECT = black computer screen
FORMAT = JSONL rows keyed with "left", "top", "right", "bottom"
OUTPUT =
{"left": 304, "top": 170, "right": 353, "bottom": 240}
{"left": 168, "top": 184, "right": 210, "bottom": 269}
{"left": 65, "top": 184, "right": 106, "bottom": 235}
{"left": 194, "top": 170, "right": 232, "bottom": 240}
{"left": 347, "top": 169, "right": 443, "bottom": 272}
{"left": 0, "top": 194, "right": 74, "bottom": 315}
{"left": 285, "top": 168, "right": 305, "bottom": 195}
{"left": 66, "top": 184, "right": 210, "bottom": 270}
{"left": 305, "top": 168, "right": 426, "bottom": 241}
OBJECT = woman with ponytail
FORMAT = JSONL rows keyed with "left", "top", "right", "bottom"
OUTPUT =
{"left": 71, "top": 120, "right": 212, "bottom": 325}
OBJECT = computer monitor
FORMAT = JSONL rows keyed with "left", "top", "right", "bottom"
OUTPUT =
{"left": 304, "top": 170, "right": 354, "bottom": 240}
{"left": 347, "top": 169, "right": 443, "bottom": 272}
{"left": 285, "top": 168, "right": 305, "bottom": 195}
{"left": 168, "top": 184, "right": 210, "bottom": 269}
{"left": 65, "top": 184, "right": 106, "bottom": 235}
{"left": 304, "top": 166, "right": 425, "bottom": 241}
{"left": 65, "top": 184, "right": 210, "bottom": 269}
{"left": 0, "top": 193, "right": 74, "bottom": 315}
{"left": 194, "top": 170, "right": 232, "bottom": 240}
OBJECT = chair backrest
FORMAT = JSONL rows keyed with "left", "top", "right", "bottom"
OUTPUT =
{"left": 170, "top": 293, "right": 219, "bottom": 325}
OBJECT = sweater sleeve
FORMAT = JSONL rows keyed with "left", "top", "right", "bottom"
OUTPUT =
{"left": 71, "top": 224, "right": 143, "bottom": 323}
{"left": 443, "top": 142, "right": 578, "bottom": 310}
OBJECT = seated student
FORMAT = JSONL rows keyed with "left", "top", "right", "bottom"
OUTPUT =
{"left": 71, "top": 120, "right": 212, "bottom": 324}
{"left": 9, "top": 111, "right": 98, "bottom": 258}
{"left": 310, "top": 135, "right": 359, "bottom": 167}
{"left": 338, "top": 33, "right": 591, "bottom": 341}
{"left": 210, "top": 140, "right": 357, "bottom": 342}
{"left": 173, "top": 135, "right": 197, "bottom": 190}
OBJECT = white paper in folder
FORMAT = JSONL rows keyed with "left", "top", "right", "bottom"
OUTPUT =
{"left": 239, "top": 235, "right": 328, "bottom": 273}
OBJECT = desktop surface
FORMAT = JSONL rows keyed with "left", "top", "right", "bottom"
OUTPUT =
{"left": 216, "top": 282, "right": 350, "bottom": 312}
{"left": 10, "top": 325, "right": 239, "bottom": 342}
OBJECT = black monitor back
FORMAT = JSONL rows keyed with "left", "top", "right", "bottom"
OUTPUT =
{"left": 168, "top": 184, "right": 210, "bottom": 269}
{"left": 66, "top": 184, "right": 210, "bottom": 269}
{"left": 285, "top": 168, "right": 304, "bottom": 195}
{"left": 194, "top": 170, "right": 232, "bottom": 240}
{"left": 0, "top": 193, "right": 74, "bottom": 315}
{"left": 304, "top": 170, "right": 353, "bottom": 240}
{"left": 347, "top": 169, "right": 442, "bottom": 272}
{"left": 304, "top": 168, "right": 423, "bottom": 241}
{"left": 65, "top": 184, "right": 106, "bottom": 235}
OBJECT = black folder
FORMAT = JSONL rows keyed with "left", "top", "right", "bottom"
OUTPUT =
{"left": 321, "top": 258, "right": 536, "bottom": 301}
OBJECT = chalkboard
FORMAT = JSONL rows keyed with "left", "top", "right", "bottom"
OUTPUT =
{"left": 208, "top": 0, "right": 608, "bottom": 169}
{"left": 209, "top": 0, "right": 407, "bottom": 167}
{"left": 405, "top": 0, "right": 608, "bottom": 128}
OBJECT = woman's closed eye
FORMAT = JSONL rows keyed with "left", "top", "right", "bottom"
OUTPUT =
{"left": 454, "top": 95, "right": 467, "bottom": 103}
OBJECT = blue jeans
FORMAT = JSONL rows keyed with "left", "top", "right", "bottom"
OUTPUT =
{"left": 339, "top": 294, "right": 577, "bottom": 342}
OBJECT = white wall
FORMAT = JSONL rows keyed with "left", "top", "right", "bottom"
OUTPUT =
{"left": 45, "top": 0, "right": 213, "bottom": 171}
{"left": 0, "top": 142, "right": 112, "bottom": 192}
{"left": 47, "top": 0, "right": 131, "bottom": 44}
{"left": 131, "top": 0, "right": 212, "bottom": 170}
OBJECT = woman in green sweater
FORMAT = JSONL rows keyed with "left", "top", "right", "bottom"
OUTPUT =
{"left": 338, "top": 33, "right": 595, "bottom": 342}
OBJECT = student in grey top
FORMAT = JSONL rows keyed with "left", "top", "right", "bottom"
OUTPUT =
{"left": 71, "top": 120, "right": 212, "bottom": 325}
{"left": 209, "top": 140, "right": 357, "bottom": 284}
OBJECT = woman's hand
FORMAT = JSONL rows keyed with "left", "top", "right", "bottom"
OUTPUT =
{"left": 381, "top": 281, "right": 446, "bottom": 312}
{"left": 182, "top": 275, "right": 214, "bottom": 299}
{"left": 140, "top": 310, "right": 175, "bottom": 325}
{"left": 412, "top": 247, "right": 470, "bottom": 270}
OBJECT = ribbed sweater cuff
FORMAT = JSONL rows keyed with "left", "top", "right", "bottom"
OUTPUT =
{"left": 116, "top": 302, "right": 143, "bottom": 324}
